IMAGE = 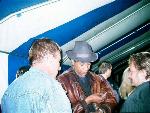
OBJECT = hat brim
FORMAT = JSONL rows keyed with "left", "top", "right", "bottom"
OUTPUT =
{"left": 66, "top": 50, "right": 98, "bottom": 62}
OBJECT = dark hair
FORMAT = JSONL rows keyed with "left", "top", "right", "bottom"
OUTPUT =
{"left": 16, "top": 66, "right": 30, "bottom": 78}
{"left": 129, "top": 52, "right": 150, "bottom": 79}
{"left": 99, "top": 61, "right": 112, "bottom": 74}
{"left": 29, "top": 38, "right": 60, "bottom": 65}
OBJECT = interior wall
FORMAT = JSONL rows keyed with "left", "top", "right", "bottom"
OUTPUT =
{"left": 0, "top": 52, "right": 8, "bottom": 103}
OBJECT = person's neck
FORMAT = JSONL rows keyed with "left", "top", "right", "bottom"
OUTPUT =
{"left": 32, "top": 63, "right": 56, "bottom": 79}
{"left": 101, "top": 74, "right": 108, "bottom": 79}
{"left": 74, "top": 70, "right": 86, "bottom": 77}
{"left": 138, "top": 79, "right": 150, "bottom": 86}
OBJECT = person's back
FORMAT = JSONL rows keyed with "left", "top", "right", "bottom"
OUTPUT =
{"left": 99, "top": 61, "right": 120, "bottom": 103}
{"left": 2, "top": 67, "right": 71, "bottom": 113}
{"left": 1, "top": 38, "right": 72, "bottom": 113}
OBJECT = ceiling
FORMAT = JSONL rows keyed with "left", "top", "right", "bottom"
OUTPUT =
{"left": 0, "top": 0, "right": 48, "bottom": 20}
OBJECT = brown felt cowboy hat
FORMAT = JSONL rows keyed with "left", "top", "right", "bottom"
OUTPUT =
{"left": 66, "top": 41, "right": 98, "bottom": 62}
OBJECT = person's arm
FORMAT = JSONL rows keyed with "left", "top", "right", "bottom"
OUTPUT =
{"left": 57, "top": 75, "right": 89, "bottom": 113}
{"left": 94, "top": 75, "right": 117, "bottom": 113}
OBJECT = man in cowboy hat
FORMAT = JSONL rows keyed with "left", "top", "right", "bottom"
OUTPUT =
{"left": 57, "top": 41, "right": 117, "bottom": 113}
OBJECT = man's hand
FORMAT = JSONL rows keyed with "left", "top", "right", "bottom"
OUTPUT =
{"left": 85, "top": 92, "right": 107, "bottom": 104}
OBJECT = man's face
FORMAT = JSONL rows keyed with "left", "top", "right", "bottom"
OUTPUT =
{"left": 129, "top": 61, "right": 146, "bottom": 86}
{"left": 107, "top": 68, "right": 112, "bottom": 78}
{"left": 73, "top": 61, "right": 91, "bottom": 76}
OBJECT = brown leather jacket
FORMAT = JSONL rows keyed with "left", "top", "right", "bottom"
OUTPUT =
{"left": 57, "top": 68, "right": 117, "bottom": 113}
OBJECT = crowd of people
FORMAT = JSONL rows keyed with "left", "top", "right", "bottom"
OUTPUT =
{"left": 1, "top": 38, "right": 150, "bottom": 113}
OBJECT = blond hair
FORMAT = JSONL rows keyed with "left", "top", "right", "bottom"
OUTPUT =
{"left": 119, "top": 67, "right": 135, "bottom": 100}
